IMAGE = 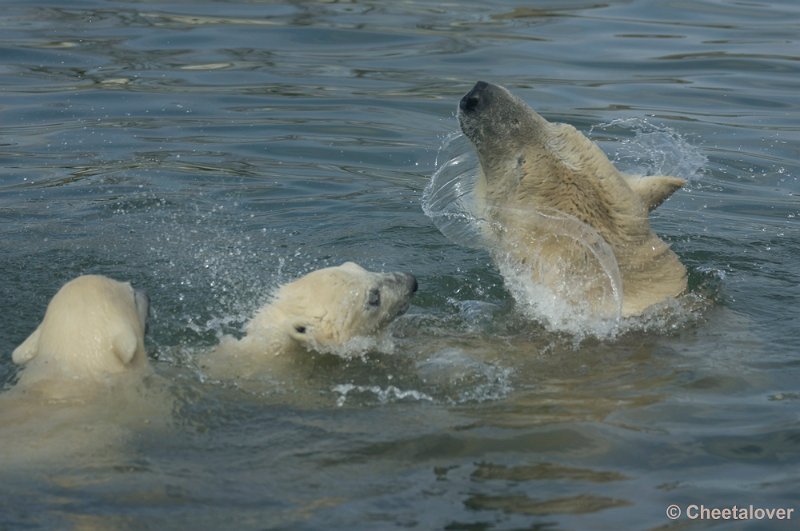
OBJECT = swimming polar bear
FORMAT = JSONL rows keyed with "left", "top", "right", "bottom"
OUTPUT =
{"left": 2, "top": 275, "right": 166, "bottom": 471}
{"left": 203, "top": 262, "right": 418, "bottom": 380}
{"left": 458, "top": 81, "right": 687, "bottom": 319}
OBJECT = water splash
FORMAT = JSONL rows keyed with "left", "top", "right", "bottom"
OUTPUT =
{"left": 488, "top": 206, "right": 624, "bottom": 338}
{"left": 332, "top": 383, "right": 434, "bottom": 407}
{"left": 309, "top": 334, "right": 397, "bottom": 360}
{"left": 415, "top": 348, "right": 514, "bottom": 404}
{"left": 421, "top": 132, "right": 487, "bottom": 249}
{"left": 590, "top": 117, "right": 707, "bottom": 181}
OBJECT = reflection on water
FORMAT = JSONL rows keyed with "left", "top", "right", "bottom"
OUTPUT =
{"left": 1, "top": 0, "right": 799, "bottom": 529}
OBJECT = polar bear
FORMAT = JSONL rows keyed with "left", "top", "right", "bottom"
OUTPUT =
{"left": 458, "top": 81, "right": 687, "bottom": 318}
{"left": 1, "top": 274, "right": 165, "bottom": 471}
{"left": 203, "top": 262, "right": 418, "bottom": 379}
{"left": 10, "top": 274, "right": 151, "bottom": 390}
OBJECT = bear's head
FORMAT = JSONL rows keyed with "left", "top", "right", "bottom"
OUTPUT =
{"left": 458, "top": 81, "right": 551, "bottom": 162}
{"left": 244, "top": 262, "right": 417, "bottom": 355}
{"left": 458, "top": 81, "right": 685, "bottom": 244}
{"left": 12, "top": 275, "right": 150, "bottom": 384}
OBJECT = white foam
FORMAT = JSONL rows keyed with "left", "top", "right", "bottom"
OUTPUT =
{"left": 332, "top": 383, "right": 434, "bottom": 407}
{"left": 309, "top": 333, "right": 397, "bottom": 361}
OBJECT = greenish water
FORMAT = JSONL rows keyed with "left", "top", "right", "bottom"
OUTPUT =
{"left": 1, "top": 1, "right": 799, "bottom": 529}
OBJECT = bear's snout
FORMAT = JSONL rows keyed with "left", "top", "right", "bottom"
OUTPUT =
{"left": 460, "top": 81, "right": 492, "bottom": 113}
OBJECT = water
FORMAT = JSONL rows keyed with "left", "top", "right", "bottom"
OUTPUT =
{"left": 1, "top": 0, "right": 799, "bottom": 529}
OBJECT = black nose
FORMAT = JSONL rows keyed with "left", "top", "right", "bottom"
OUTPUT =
{"left": 459, "top": 81, "right": 490, "bottom": 113}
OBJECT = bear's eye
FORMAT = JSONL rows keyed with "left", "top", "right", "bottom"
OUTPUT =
{"left": 367, "top": 288, "right": 381, "bottom": 308}
{"left": 294, "top": 325, "right": 307, "bottom": 334}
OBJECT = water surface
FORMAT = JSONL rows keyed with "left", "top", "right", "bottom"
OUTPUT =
{"left": 1, "top": 0, "right": 799, "bottom": 529}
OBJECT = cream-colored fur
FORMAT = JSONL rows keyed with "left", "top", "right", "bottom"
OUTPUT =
{"left": 2, "top": 275, "right": 166, "bottom": 470}
{"left": 458, "top": 81, "right": 687, "bottom": 317}
{"left": 11, "top": 274, "right": 151, "bottom": 389}
{"left": 203, "top": 262, "right": 417, "bottom": 379}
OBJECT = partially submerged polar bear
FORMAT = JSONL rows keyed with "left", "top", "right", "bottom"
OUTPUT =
{"left": 458, "top": 81, "right": 687, "bottom": 318}
{"left": 2, "top": 275, "right": 163, "bottom": 470}
{"left": 203, "top": 262, "right": 418, "bottom": 379}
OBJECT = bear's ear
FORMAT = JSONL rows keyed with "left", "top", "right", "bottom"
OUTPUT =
{"left": 12, "top": 326, "right": 42, "bottom": 365}
{"left": 628, "top": 175, "right": 686, "bottom": 211}
{"left": 112, "top": 329, "right": 139, "bottom": 366}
